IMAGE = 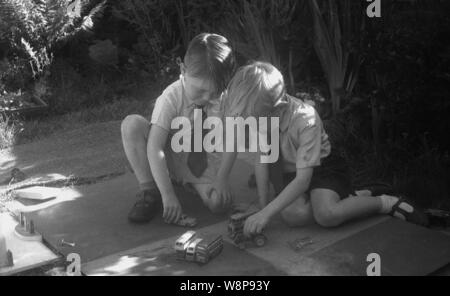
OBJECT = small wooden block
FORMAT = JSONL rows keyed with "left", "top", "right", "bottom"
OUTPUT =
{"left": 13, "top": 186, "right": 60, "bottom": 201}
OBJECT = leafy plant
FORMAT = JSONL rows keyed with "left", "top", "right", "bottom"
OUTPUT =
{"left": 221, "top": 0, "right": 299, "bottom": 77}
{"left": 174, "top": 0, "right": 228, "bottom": 49}
{"left": 309, "top": 0, "right": 364, "bottom": 117}
{"left": 0, "top": 114, "right": 23, "bottom": 149}
{"left": 0, "top": 0, "right": 107, "bottom": 78}
{"left": 88, "top": 39, "right": 118, "bottom": 66}
{"left": 112, "top": 0, "right": 177, "bottom": 71}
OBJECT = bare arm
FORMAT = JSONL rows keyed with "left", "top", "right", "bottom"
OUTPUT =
{"left": 206, "top": 126, "right": 238, "bottom": 207}
{"left": 254, "top": 160, "right": 271, "bottom": 208}
{"left": 217, "top": 151, "right": 237, "bottom": 181}
{"left": 147, "top": 125, "right": 182, "bottom": 223}
{"left": 244, "top": 167, "right": 313, "bottom": 235}
{"left": 262, "top": 167, "right": 313, "bottom": 219}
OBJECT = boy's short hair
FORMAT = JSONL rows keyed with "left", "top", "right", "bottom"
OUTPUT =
{"left": 223, "top": 61, "right": 286, "bottom": 117}
{"left": 185, "top": 33, "right": 236, "bottom": 95}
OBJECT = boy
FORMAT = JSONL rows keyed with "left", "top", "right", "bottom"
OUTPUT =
{"left": 222, "top": 62, "right": 428, "bottom": 235}
{"left": 121, "top": 33, "right": 237, "bottom": 224}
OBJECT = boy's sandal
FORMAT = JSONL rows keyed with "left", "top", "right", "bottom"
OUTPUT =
{"left": 128, "top": 191, "right": 162, "bottom": 223}
{"left": 388, "top": 196, "right": 430, "bottom": 227}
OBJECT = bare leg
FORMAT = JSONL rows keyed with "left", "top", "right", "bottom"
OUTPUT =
{"left": 120, "top": 115, "right": 154, "bottom": 186}
{"left": 280, "top": 194, "right": 315, "bottom": 227}
{"left": 310, "top": 189, "right": 382, "bottom": 227}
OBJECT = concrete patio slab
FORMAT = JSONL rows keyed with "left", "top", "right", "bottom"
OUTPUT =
{"left": 81, "top": 216, "right": 387, "bottom": 276}
{"left": 83, "top": 213, "right": 450, "bottom": 276}
{"left": 83, "top": 221, "right": 286, "bottom": 276}
{"left": 242, "top": 216, "right": 390, "bottom": 275}
{"left": 309, "top": 218, "right": 450, "bottom": 276}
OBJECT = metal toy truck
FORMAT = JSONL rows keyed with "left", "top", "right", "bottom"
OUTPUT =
{"left": 228, "top": 209, "right": 267, "bottom": 249}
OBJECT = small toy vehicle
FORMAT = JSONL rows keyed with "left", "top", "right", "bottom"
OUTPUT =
{"left": 172, "top": 214, "right": 198, "bottom": 227}
{"left": 185, "top": 238, "right": 203, "bottom": 261}
{"left": 195, "top": 234, "right": 223, "bottom": 264}
{"left": 228, "top": 210, "right": 267, "bottom": 249}
{"left": 174, "top": 230, "right": 196, "bottom": 259}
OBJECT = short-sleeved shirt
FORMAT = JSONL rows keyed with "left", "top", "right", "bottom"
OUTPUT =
{"left": 150, "top": 77, "right": 223, "bottom": 184}
{"left": 151, "top": 77, "right": 223, "bottom": 134}
{"left": 277, "top": 95, "right": 331, "bottom": 172}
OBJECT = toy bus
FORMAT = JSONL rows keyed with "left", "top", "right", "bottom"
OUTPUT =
{"left": 195, "top": 234, "right": 223, "bottom": 264}
{"left": 185, "top": 238, "right": 203, "bottom": 261}
{"left": 228, "top": 210, "right": 267, "bottom": 249}
{"left": 174, "top": 230, "right": 196, "bottom": 259}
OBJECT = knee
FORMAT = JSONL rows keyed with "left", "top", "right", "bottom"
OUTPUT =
{"left": 205, "top": 192, "right": 227, "bottom": 214}
{"left": 121, "top": 114, "right": 145, "bottom": 139}
{"left": 281, "top": 206, "right": 311, "bottom": 227}
{"left": 206, "top": 199, "right": 226, "bottom": 214}
{"left": 313, "top": 206, "right": 341, "bottom": 228}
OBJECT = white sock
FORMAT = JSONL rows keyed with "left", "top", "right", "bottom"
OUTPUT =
{"left": 379, "top": 195, "right": 416, "bottom": 221}
{"left": 378, "top": 194, "right": 399, "bottom": 214}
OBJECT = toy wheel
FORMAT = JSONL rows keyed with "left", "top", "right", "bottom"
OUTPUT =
{"left": 253, "top": 235, "right": 266, "bottom": 247}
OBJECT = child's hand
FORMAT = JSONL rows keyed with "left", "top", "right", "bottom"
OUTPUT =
{"left": 243, "top": 210, "right": 270, "bottom": 236}
{"left": 162, "top": 194, "right": 183, "bottom": 224}
{"left": 207, "top": 179, "right": 233, "bottom": 208}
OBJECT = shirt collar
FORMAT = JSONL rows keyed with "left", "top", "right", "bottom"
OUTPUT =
{"left": 180, "top": 75, "right": 222, "bottom": 110}
{"left": 275, "top": 95, "right": 292, "bottom": 132}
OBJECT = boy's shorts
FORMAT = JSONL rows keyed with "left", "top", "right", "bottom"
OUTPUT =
{"left": 281, "top": 153, "right": 353, "bottom": 199}
{"left": 146, "top": 122, "right": 222, "bottom": 185}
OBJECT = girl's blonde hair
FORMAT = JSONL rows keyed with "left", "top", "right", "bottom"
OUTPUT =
{"left": 222, "top": 61, "right": 286, "bottom": 117}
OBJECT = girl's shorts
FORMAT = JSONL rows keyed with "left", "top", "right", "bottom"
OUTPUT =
{"left": 281, "top": 153, "right": 353, "bottom": 199}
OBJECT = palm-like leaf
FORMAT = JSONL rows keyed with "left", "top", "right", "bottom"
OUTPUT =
{"left": 0, "top": 0, "right": 107, "bottom": 78}
{"left": 309, "top": 0, "right": 362, "bottom": 117}
{"left": 221, "top": 0, "right": 296, "bottom": 72}
{"left": 81, "top": 0, "right": 107, "bottom": 31}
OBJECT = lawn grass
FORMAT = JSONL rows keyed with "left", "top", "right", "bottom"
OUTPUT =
{"left": 17, "top": 97, "right": 152, "bottom": 145}
{"left": 1, "top": 92, "right": 158, "bottom": 149}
